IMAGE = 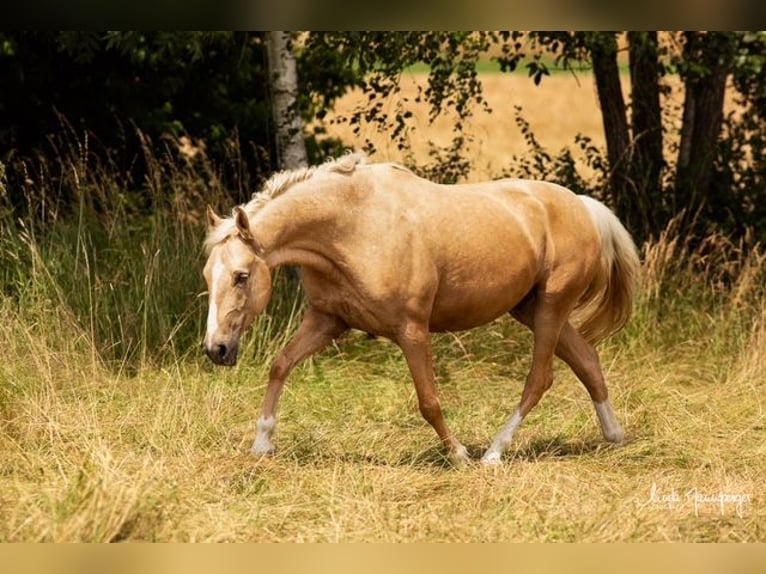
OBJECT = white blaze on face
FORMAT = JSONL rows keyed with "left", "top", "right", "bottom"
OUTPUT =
{"left": 205, "top": 258, "right": 226, "bottom": 346}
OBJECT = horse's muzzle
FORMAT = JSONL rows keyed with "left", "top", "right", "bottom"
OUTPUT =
{"left": 204, "top": 341, "right": 238, "bottom": 366}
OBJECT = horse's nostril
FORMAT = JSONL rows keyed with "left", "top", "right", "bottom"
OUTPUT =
{"left": 205, "top": 342, "right": 227, "bottom": 363}
{"left": 205, "top": 340, "right": 237, "bottom": 366}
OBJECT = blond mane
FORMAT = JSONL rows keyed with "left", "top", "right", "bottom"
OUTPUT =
{"left": 204, "top": 151, "right": 368, "bottom": 251}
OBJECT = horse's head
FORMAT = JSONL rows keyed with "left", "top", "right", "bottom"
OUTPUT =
{"left": 203, "top": 206, "right": 272, "bottom": 366}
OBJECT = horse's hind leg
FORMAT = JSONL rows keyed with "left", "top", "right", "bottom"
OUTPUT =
{"left": 482, "top": 294, "right": 570, "bottom": 465}
{"left": 251, "top": 306, "right": 347, "bottom": 456}
{"left": 504, "top": 298, "right": 624, "bottom": 446}
{"left": 548, "top": 321, "right": 624, "bottom": 443}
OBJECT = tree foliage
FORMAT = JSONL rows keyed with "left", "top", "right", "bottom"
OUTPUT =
{"left": 0, "top": 32, "right": 275, "bottom": 201}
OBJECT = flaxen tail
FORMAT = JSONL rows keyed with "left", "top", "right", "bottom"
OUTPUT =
{"left": 574, "top": 195, "right": 641, "bottom": 344}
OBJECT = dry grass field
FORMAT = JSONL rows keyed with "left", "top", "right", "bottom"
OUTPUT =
{"left": 0, "top": 70, "right": 764, "bottom": 543}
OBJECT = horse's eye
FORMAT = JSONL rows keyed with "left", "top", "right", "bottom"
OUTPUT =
{"left": 233, "top": 271, "right": 249, "bottom": 286}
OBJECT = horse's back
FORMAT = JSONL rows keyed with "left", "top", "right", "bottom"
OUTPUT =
{"left": 362, "top": 165, "right": 589, "bottom": 226}
{"left": 360, "top": 167, "right": 596, "bottom": 261}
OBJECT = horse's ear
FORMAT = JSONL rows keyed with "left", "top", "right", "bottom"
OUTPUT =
{"left": 206, "top": 205, "right": 223, "bottom": 231}
{"left": 234, "top": 206, "right": 252, "bottom": 240}
{"left": 234, "top": 206, "right": 264, "bottom": 253}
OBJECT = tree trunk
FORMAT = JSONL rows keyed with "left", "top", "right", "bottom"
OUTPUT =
{"left": 266, "top": 32, "right": 308, "bottom": 287}
{"left": 627, "top": 31, "right": 664, "bottom": 239}
{"left": 266, "top": 31, "right": 308, "bottom": 171}
{"left": 587, "top": 33, "right": 632, "bottom": 226}
{"left": 675, "top": 32, "right": 737, "bottom": 230}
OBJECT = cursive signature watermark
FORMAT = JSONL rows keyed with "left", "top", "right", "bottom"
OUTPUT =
{"left": 637, "top": 482, "right": 752, "bottom": 517}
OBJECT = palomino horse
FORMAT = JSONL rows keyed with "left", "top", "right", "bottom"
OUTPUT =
{"left": 203, "top": 152, "right": 640, "bottom": 465}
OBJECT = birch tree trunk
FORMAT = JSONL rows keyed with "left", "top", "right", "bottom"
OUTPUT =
{"left": 266, "top": 31, "right": 308, "bottom": 170}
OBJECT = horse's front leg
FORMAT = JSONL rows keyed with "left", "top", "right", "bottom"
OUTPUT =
{"left": 251, "top": 307, "right": 347, "bottom": 456}
{"left": 396, "top": 321, "right": 470, "bottom": 465}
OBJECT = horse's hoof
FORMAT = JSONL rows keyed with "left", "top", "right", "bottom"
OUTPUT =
{"left": 603, "top": 427, "right": 625, "bottom": 444}
{"left": 480, "top": 451, "right": 503, "bottom": 466}
{"left": 250, "top": 442, "right": 276, "bottom": 458}
{"left": 448, "top": 444, "right": 471, "bottom": 467}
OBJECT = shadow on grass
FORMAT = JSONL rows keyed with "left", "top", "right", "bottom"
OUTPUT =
{"left": 508, "top": 435, "right": 618, "bottom": 462}
{"left": 336, "top": 437, "right": 616, "bottom": 469}
{"left": 224, "top": 428, "right": 620, "bottom": 471}
{"left": 399, "top": 437, "right": 617, "bottom": 468}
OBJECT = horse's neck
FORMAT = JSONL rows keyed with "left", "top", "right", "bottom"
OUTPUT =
{"left": 253, "top": 185, "right": 350, "bottom": 270}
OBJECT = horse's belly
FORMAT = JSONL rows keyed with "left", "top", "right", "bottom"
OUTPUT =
{"left": 429, "top": 275, "right": 534, "bottom": 332}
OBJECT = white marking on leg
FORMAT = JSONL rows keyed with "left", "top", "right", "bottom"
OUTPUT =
{"left": 205, "top": 259, "right": 225, "bottom": 347}
{"left": 594, "top": 399, "right": 624, "bottom": 443}
{"left": 449, "top": 442, "right": 470, "bottom": 465}
{"left": 482, "top": 408, "right": 524, "bottom": 465}
{"left": 251, "top": 415, "right": 276, "bottom": 455}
